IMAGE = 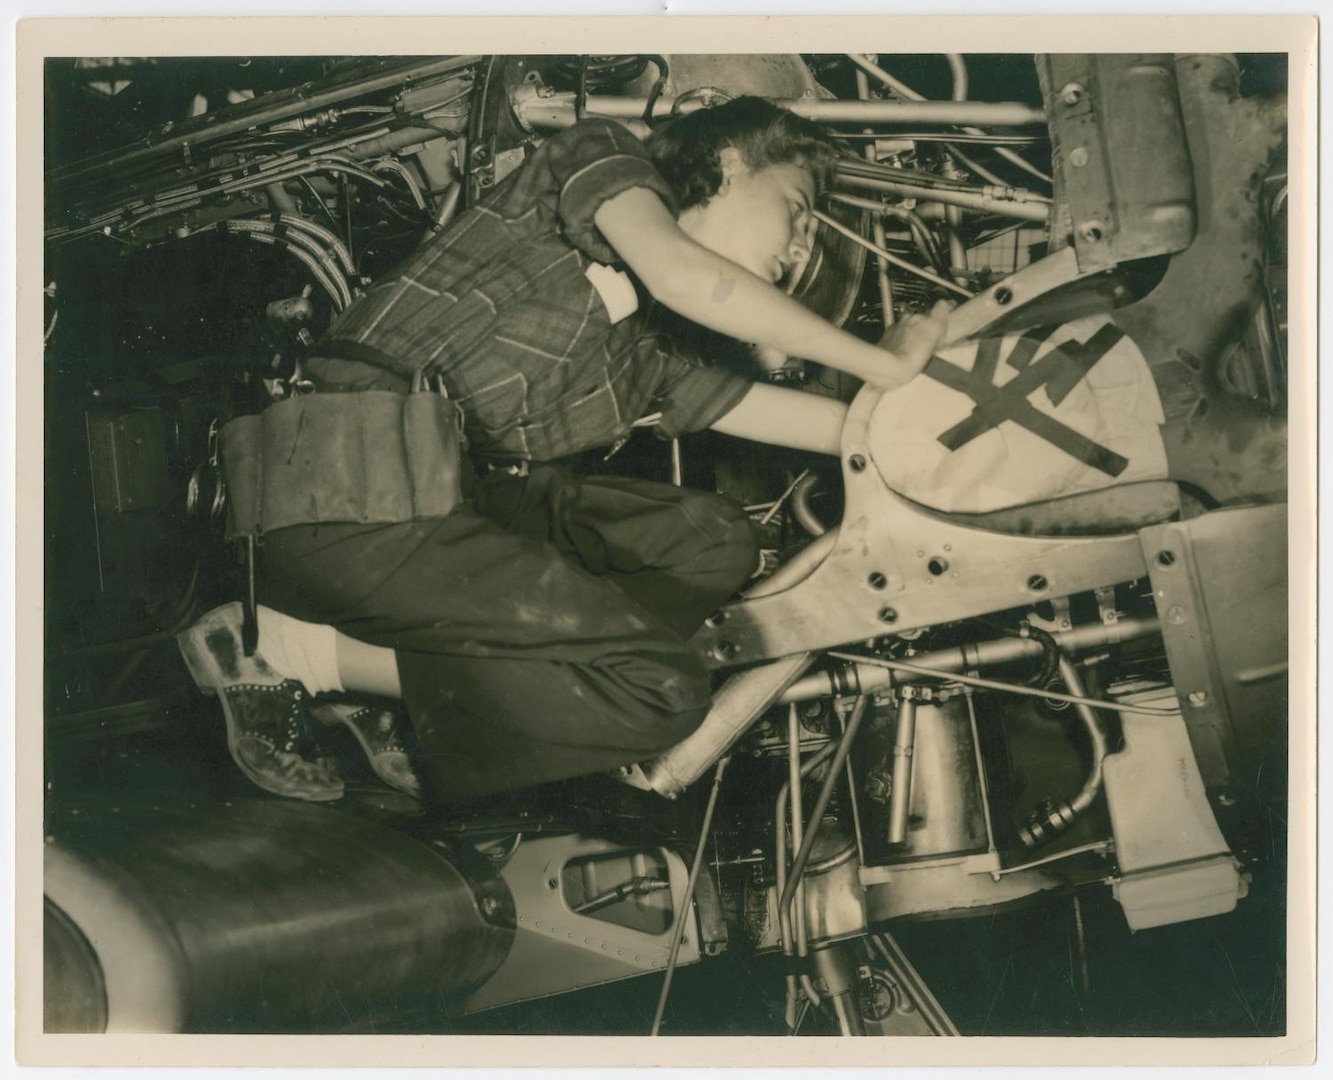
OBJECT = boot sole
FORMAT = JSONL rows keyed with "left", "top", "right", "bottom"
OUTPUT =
{"left": 178, "top": 605, "right": 344, "bottom": 802}
{"left": 312, "top": 704, "right": 422, "bottom": 799}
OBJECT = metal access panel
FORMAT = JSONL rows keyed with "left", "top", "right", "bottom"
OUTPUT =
{"left": 1038, "top": 54, "right": 1196, "bottom": 272}
{"left": 85, "top": 407, "right": 172, "bottom": 514}
{"left": 461, "top": 835, "right": 699, "bottom": 1014}
{"left": 1139, "top": 503, "right": 1288, "bottom": 794}
{"left": 1103, "top": 685, "right": 1244, "bottom": 931}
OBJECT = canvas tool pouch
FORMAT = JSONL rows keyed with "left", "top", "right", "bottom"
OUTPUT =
{"left": 220, "top": 388, "right": 466, "bottom": 540}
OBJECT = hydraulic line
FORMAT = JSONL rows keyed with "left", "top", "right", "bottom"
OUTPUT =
{"left": 650, "top": 756, "right": 729, "bottom": 1036}
{"left": 813, "top": 211, "right": 974, "bottom": 298}
{"left": 214, "top": 219, "right": 352, "bottom": 309}
{"left": 942, "top": 157, "right": 970, "bottom": 285}
{"left": 778, "top": 696, "right": 871, "bottom": 1028}
{"left": 945, "top": 53, "right": 969, "bottom": 102}
{"left": 46, "top": 55, "right": 483, "bottom": 193}
{"left": 220, "top": 217, "right": 348, "bottom": 286}
{"left": 825, "top": 652, "right": 1179, "bottom": 718}
{"left": 1017, "top": 656, "right": 1110, "bottom": 848}
{"left": 829, "top": 193, "right": 951, "bottom": 275}
{"left": 742, "top": 530, "right": 836, "bottom": 601}
{"left": 843, "top": 53, "right": 1010, "bottom": 188}
{"left": 371, "top": 158, "right": 428, "bottom": 210}
{"left": 517, "top": 93, "right": 1045, "bottom": 129}
{"left": 841, "top": 131, "right": 1043, "bottom": 146}
{"left": 758, "top": 469, "right": 812, "bottom": 527}
{"left": 54, "top": 158, "right": 389, "bottom": 247}
{"left": 104, "top": 152, "right": 383, "bottom": 225}
{"left": 170, "top": 219, "right": 348, "bottom": 312}
{"left": 838, "top": 157, "right": 1051, "bottom": 202}
{"left": 775, "top": 740, "right": 838, "bottom": 1025}
{"left": 788, "top": 472, "right": 827, "bottom": 538}
{"left": 846, "top": 53, "right": 1053, "bottom": 186}
{"left": 945, "top": 52, "right": 1053, "bottom": 186}
{"left": 856, "top": 64, "right": 897, "bottom": 325}
{"left": 836, "top": 172, "right": 1051, "bottom": 222}
{"left": 781, "top": 615, "right": 1160, "bottom": 704}
{"left": 272, "top": 213, "right": 356, "bottom": 276}
{"left": 871, "top": 218, "right": 895, "bottom": 322}
{"left": 785, "top": 705, "right": 820, "bottom": 1012}
{"left": 250, "top": 236, "right": 349, "bottom": 311}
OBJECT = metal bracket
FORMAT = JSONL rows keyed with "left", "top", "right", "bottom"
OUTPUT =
{"left": 460, "top": 836, "right": 699, "bottom": 1014}
{"left": 691, "top": 378, "right": 1149, "bottom": 667}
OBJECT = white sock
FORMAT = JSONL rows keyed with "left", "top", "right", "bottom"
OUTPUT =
{"left": 256, "top": 605, "right": 345, "bottom": 696}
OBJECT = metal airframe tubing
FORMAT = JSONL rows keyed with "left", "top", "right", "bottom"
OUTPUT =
{"left": 515, "top": 95, "right": 1047, "bottom": 129}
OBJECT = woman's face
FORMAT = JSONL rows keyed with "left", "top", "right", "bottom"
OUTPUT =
{"left": 679, "top": 149, "right": 817, "bottom": 285}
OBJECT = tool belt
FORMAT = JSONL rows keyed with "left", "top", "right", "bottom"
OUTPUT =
{"left": 220, "top": 386, "right": 466, "bottom": 540}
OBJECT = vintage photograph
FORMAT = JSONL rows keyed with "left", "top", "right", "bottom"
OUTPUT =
{"left": 26, "top": 19, "right": 1312, "bottom": 1062}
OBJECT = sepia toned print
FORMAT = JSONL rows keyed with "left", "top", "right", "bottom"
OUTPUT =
{"left": 24, "top": 21, "right": 1314, "bottom": 1066}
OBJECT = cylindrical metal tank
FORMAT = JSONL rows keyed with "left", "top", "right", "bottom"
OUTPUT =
{"left": 44, "top": 799, "right": 514, "bottom": 1032}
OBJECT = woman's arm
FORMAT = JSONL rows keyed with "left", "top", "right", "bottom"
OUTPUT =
{"left": 708, "top": 382, "right": 849, "bottom": 456}
{"left": 594, "top": 186, "right": 949, "bottom": 390}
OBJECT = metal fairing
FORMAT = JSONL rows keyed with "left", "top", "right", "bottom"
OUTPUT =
{"left": 461, "top": 836, "right": 700, "bottom": 1013}
{"left": 692, "top": 370, "right": 1151, "bottom": 664}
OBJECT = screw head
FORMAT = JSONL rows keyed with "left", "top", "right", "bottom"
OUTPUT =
{"left": 1078, "top": 220, "right": 1107, "bottom": 244}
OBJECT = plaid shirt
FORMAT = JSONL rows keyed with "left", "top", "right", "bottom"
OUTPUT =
{"left": 311, "top": 119, "right": 752, "bottom": 462}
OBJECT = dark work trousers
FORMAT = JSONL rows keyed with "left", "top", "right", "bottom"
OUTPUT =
{"left": 257, "top": 465, "right": 759, "bottom": 802}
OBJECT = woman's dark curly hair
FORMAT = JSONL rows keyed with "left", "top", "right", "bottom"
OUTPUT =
{"left": 646, "top": 96, "right": 840, "bottom": 212}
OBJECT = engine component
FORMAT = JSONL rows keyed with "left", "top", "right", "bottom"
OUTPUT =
{"left": 44, "top": 799, "right": 514, "bottom": 1032}
{"left": 885, "top": 693, "right": 919, "bottom": 846}
{"left": 1038, "top": 54, "right": 1196, "bottom": 271}
{"left": 863, "top": 692, "right": 992, "bottom": 864}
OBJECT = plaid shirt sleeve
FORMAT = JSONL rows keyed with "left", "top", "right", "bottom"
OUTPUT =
{"left": 653, "top": 350, "right": 755, "bottom": 440}
{"left": 540, "top": 119, "right": 678, "bottom": 265}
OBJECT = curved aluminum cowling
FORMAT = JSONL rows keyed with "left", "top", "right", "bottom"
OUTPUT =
{"left": 44, "top": 798, "right": 514, "bottom": 1033}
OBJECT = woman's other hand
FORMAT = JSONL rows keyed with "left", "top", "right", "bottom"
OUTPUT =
{"left": 877, "top": 299, "right": 953, "bottom": 385}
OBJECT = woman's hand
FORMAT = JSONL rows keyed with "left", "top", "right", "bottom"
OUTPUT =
{"left": 876, "top": 299, "right": 953, "bottom": 387}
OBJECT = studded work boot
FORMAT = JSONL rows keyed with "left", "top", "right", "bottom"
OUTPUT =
{"left": 177, "top": 602, "right": 344, "bottom": 802}
{"left": 310, "top": 701, "right": 424, "bottom": 799}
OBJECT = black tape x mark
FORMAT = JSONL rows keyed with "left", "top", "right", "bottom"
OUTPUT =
{"left": 922, "top": 323, "right": 1130, "bottom": 477}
